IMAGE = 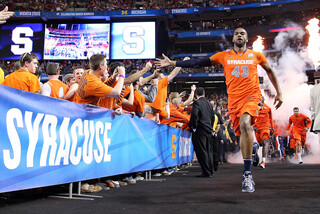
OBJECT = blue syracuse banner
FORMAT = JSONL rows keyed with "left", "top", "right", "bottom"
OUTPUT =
{"left": 0, "top": 85, "right": 193, "bottom": 193}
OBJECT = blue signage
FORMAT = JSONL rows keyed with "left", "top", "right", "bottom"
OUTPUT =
{"left": 0, "top": 85, "right": 193, "bottom": 193}
{"left": 13, "top": 0, "right": 302, "bottom": 18}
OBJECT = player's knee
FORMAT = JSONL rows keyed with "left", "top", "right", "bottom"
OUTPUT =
{"left": 239, "top": 121, "right": 251, "bottom": 134}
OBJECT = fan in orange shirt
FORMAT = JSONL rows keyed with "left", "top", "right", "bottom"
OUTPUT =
{"left": 99, "top": 68, "right": 134, "bottom": 115}
{"left": 99, "top": 61, "right": 153, "bottom": 114}
{"left": 73, "top": 54, "right": 125, "bottom": 106}
{"left": 64, "top": 66, "right": 84, "bottom": 102}
{"left": 146, "top": 63, "right": 184, "bottom": 123}
{"left": 162, "top": 85, "right": 196, "bottom": 128}
{"left": 161, "top": 98, "right": 190, "bottom": 128}
{"left": 42, "top": 63, "right": 68, "bottom": 99}
{"left": 286, "top": 107, "right": 312, "bottom": 164}
{"left": 155, "top": 28, "right": 283, "bottom": 193}
{"left": 253, "top": 97, "right": 274, "bottom": 169}
{"left": 2, "top": 52, "right": 40, "bottom": 93}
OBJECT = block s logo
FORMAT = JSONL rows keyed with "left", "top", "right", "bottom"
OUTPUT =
{"left": 11, "top": 27, "right": 34, "bottom": 55}
{"left": 122, "top": 26, "right": 145, "bottom": 55}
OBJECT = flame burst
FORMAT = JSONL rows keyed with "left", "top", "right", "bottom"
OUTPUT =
{"left": 252, "top": 36, "right": 265, "bottom": 53}
{"left": 306, "top": 18, "right": 320, "bottom": 70}
{"left": 252, "top": 36, "right": 265, "bottom": 76}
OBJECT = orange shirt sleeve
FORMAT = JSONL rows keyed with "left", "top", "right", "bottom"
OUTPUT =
{"left": 210, "top": 52, "right": 225, "bottom": 65}
{"left": 286, "top": 116, "right": 293, "bottom": 132}
{"left": 29, "top": 75, "right": 41, "bottom": 93}
{"left": 256, "top": 52, "right": 267, "bottom": 66}
{"left": 304, "top": 114, "right": 312, "bottom": 129}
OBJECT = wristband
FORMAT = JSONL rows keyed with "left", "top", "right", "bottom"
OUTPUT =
{"left": 119, "top": 74, "right": 125, "bottom": 78}
{"left": 192, "top": 89, "right": 195, "bottom": 92}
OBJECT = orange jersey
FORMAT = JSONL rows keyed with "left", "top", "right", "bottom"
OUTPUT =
{"left": 286, "top": 113, "right": 311, "bottom": 134}
{"left": 74, "top": 70, "right": 112, "bottom": 105}
{"left": 43, "top": 80, "right": 69, "bottom": 99}
{"left": 122, "top": 89, "right": 145, "bottom": 114}
{"left": 254, "top": 103, "right": 273, "bottom": 131}
{"left": 161, "top": 103, "right": 189, "bottom": 126}
{"left": 146, "top": 76, "right": 169, "bottom": 111}
{"left": 210, "top": 49, "right": 266, "bottom": 111}
{"left": 2, "top": 69, "right": 40, "bottom": 93}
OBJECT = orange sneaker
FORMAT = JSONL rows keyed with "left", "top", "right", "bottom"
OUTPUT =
{"left": 294, "top": 154, "right": 298, "bottom": 159}
{"left": 259, "top": 162, "right": 266, "bottom": 169}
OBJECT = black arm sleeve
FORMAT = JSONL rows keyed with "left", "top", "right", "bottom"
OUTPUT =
{"left": 176, "top": 57, "right": 212, "bottom": 68}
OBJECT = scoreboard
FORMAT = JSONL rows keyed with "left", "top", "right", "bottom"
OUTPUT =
{"left": 111, "top": 22, "right": 156, "bottom": 60}
{"left": 0, "top": 21, "right": 156, "bottom": 60}
{"left": 0, "top": 23, "right": 44, "bottom": 60}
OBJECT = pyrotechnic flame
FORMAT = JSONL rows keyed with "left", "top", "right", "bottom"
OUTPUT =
{"left": 306, "top": 18, "right": 320, "bottom": 70}
{"left": 252, "top": 36, "right": 265, "bottom": 53}
{"left": 253, "top": 36, "right": 265, "bottom": 75}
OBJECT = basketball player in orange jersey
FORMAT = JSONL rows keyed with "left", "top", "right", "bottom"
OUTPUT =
{"left": 73, "top": 54, "right": 125, "bottom": 105}
{"left": 253, "top": 96, "right": 274, "bottom": 169}
{"left": 3, "top": 52, "right": 41, "bottom": 93}
{"left": 286, "top": 107, "right": 311, "bottom": 164}
{"left": 155, "top": 28, "right": 283, "bottom": 193}
{"left": 42, "top": 63, "right": 69, "bottom": 99}
{"left": 64, "top": 67, "right": 84, "bottom": 101}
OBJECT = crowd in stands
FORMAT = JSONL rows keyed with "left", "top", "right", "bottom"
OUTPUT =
{"left": 2, "top": 0, "right": 281, "bottom": 12}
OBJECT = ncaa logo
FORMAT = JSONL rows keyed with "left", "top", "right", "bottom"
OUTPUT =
{"left": 248, "top": 53, "right": 254, "bottom": 58}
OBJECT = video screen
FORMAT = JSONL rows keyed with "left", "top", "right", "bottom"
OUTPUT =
{"left": 44, "top": 23, "right": 110, "bottom": 60}
{"left": 111, "top": 22, "right": 156, "bottom": 60}
{"left": 0, "top": 23, "right": 44, "bottom": 60}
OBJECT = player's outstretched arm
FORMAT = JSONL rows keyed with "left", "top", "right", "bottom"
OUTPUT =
{"left": 155, "top": 54, "right": 213, "bottom": 68}
{"left": 262, "top": 63, "right": 283, "bottom": 109}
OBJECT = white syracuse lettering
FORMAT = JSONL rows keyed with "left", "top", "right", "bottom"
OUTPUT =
{"left": 3, "top": 108, "right": 112, "bottom": 169}
{"left": 227, "top": 60, "right": 254, "bottom": 65}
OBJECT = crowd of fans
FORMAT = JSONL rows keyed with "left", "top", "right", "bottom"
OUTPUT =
{"left": 0, "top": 51, "right": 234, "bottom": 192}
{"left": 2, "top": 0, "right": 281, "bottom": 12}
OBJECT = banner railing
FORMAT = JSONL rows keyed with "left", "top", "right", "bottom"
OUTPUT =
{"left": 0, "top": 85, "right": 193, "bottom": 193}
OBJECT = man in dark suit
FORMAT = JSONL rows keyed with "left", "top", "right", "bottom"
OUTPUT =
{"left": 189, "top": 87, "right": 215, "bottom": 178}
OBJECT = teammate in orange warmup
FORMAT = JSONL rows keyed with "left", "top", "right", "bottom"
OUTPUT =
{"left": 155, "top": 28, "right": 283, "bottom": 193}
{"left": 286, "top": 107, "right": 311, "bottom": 164}
{"left": 253, "top": 96, "right": 274, "bottom": 169}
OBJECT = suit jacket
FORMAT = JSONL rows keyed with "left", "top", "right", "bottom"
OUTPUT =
{"left": 189, "top": 97, "right": 215, "bottom": 134}
{"left": 310, "top": 84, "right": 320, "bottom": 131}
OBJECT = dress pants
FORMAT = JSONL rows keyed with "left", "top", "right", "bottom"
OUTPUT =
{"left": 192, "top": 131, "right": 213, "bottom": 176}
